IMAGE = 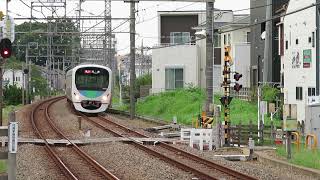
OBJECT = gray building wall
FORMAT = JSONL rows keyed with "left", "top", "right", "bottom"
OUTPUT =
{"left": 250, "top": 0, "right": 289, "bottom": 86}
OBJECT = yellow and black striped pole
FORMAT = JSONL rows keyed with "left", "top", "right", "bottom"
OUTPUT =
{"left": 221, "top": 46, "right": 232, "bottom": 146}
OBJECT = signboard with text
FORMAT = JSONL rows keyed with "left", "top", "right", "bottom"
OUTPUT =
{"left": 8, "top": 122, "right": 18, "bottom": 153}
{"left": 303, "top": 49, "right": 312, "bottom": 68}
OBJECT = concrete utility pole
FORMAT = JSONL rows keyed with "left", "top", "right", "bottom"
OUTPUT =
{"left": 205, "top": 0, "right": 214, "bottom": 114}
{"left": 22, "top": 66, "right": 25, "bottom": 105}
{"left": 25, "top": 47, "right": 29, "bottom": 104}
{"left": 129, "top": 1, "right": 136, "bottom": 120}
{"left": 263, "top": 0, "right": 272, "bottom": 82}
{"left": 141, "top": 40, "right": 144, "bottom": 76}
{"left": 0, "top": 61, "right": 3, "bottom": 126}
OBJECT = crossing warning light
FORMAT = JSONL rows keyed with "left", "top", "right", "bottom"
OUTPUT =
{"left": 0, "top": 38, "right": 12, "bottom": 59}
{"left": 233, "top": 72, "right": 243, "bottom": 92}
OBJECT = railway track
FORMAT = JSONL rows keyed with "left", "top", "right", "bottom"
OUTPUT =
{"left": 30, "top": 97, "right": 119, "bottom": 180}
{"left": 78, "top": 112, "right": 257, "bottom": 180}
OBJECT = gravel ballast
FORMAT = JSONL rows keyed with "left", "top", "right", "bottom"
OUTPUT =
{"left": 81, "top": 143, "right": 194, "bottom": 180}
{"left": 17, "top": 144, "right": 65, "bottom": 180}
{"left": 15, "top": 100, "right": 318, "bottom": 180}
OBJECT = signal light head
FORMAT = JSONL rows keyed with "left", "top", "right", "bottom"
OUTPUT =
{"left": 0, "top": 38, "right": 13, "bottom": 59}
{"left": 234, "top": 72, "right": 243, "bottom": 81}
{"left": 234, "top": 83, "right": 243, "bottom": 92}
{"left": 0, "top": 48, "right": 11, "bottom": 59}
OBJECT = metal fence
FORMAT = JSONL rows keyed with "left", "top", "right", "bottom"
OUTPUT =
{"left": 230, "top": 87, "right": 252, "bottom": 101}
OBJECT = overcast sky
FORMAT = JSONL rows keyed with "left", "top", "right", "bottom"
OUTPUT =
{"left": 1, "top": 0, "right": 250, "bottom": 55}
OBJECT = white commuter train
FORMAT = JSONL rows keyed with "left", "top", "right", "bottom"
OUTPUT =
{"left": 66, "top": 64, "right": 112, "bottom": 113}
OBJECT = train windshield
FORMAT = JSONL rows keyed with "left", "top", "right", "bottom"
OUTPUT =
{"left": 75, "top": 67, "right": 109, "bottom": 91}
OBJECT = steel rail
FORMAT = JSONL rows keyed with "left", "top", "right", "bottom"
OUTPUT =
{"left": 45, "top": 98, "right": 120, "bottom": 180}
{"left": 97, "top": 114, "right": 257, "bottom": 180}
{"left": 78, "top": 113, "right": 217, "bottom": 180}
{"left": 30, "top": 97, "right": 78, "bottom": 180}
{"left": 31, "top": 97, "right": 119, "bottom": 180}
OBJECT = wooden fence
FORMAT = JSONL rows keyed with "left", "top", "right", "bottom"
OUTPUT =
{"left": 228, "top": 120, "right": 282, "bottom": 146}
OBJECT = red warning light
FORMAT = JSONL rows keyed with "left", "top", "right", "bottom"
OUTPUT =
{"left": 84, "top": 70, "right": 92, "bottom": 74}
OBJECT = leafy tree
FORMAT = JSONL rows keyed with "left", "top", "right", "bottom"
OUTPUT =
{"left": 13, "top": 21, "right": 80, "bottom": 66}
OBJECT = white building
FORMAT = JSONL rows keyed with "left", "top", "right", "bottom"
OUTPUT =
{"left": 219, "top": 15, "right": 251, "bottom": 88}
{"left": 281, "top": 0, "right": 320, "bottom": 142}
{"left": 152, "top": 10, "right": 250, "bottom": 94}
{"left": 2, "top": 69, "right": 24, "bottom": 88}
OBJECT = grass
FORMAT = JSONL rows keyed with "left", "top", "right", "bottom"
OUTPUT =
{"left": 276, "top": 145, "right": 320, "bottom": 170}
{"left": 2, "top": 105, "right": 22, "bottom": 125}
{"left": 136, "top": 88, "right": 204, "bottom": 125}
{"left": 124, "top": 88, "right": 282, "bottom": 126}
{"left": 0, "top": 161, "right": 6, "bottom": 173}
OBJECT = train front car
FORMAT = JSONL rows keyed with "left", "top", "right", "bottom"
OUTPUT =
{"left": 72, "top": 65, "right": 112, "bottom": 113}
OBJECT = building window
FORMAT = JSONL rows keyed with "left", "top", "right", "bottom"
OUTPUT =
{"left": 296, "top": 39, "right": 299, "bottom": 45}
{"left": 228, "top": 34, "right": 231, "bottom": 45}
{"left": 214, "top": 33, "right": 221, "bottom": 47}
{"left": 285, "top": 41, "right": 288, "bottom": 50}
{"left": 15, "top": 77, "right": 21, "bottom": 82}
{"left": 261, "top": 22, "right": 266, "bottom": 34}
{"left": 309, "top": 37, "right": 312, "bottom": 43}
{"left": 170, "top": 32, "right": 190, "bottom": 44}
{"left": 308, "top": 87, "right": 316, "bottom": 96}
{"left": 246, "top": 32, "right": 250, "bottom": 43}
{"left": 312, "top": 32, "right": 315, "bottom": 47}
{"left": 296, "top": 87, "right": 303, "bottom": 100}
{"left": 223, "top": 34, "right": 226, "bottom": 45}
{"left": 165, "top": 68, "right": 184, "bottom": 90}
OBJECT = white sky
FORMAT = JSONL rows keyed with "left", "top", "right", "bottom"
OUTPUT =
{"left": 0, "top": 0, "right": 250, "bottom": 55}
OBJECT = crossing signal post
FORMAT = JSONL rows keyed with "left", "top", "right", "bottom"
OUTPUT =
{"left": 220, "top": 46, "right": 232, "bottom": 146}
{"left": 0, "top": 38, "right": 13, "bottom": 125}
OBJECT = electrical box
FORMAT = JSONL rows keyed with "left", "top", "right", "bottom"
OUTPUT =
{"left": 306, "top": 104, "right": 320, "bottom": 148}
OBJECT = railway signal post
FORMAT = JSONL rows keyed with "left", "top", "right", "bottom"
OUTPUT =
{"left": 220, "top": 46, "right": 232, "bottom": 146}
{"left": 0, "top": 38, "right": 13, "bottom": 125}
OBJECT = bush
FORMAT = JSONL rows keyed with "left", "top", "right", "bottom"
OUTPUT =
{"left": 122, "top": 73, "right": 152, "bottom": 101}
{"left": 3, "top": 84, "right": 22, "bottom": 106}
{"left": 262, "top": 85, "right": 280, "bottom": 102}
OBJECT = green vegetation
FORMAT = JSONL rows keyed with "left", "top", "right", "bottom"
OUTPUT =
{"left": 3, "top": 85, "right": 22, "bottom": 106}
{"left": 0, "top": 161, "right": 6, "bottom": 174}
{"left": 124, "top": 88, "right": 282, "bottom": 126}
{"left": 136, "top": 87, "right": 204, "bottom": 125}
{"left": 262, "top": 85, "right": 280, "bottom": 102}
{"left": 276, "top": 145, "right": 320, "bottom": 170}
{"left": 122, "top": 73, "right": 152, "bottom": 103}
{"left": 2, "top": 105, "right": 22, "bottom": 125}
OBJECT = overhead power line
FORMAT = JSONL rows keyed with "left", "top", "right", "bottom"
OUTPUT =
{"left": 149, "top": 2, "right": 318, "bottom": 50}
{"left": 198, "top": 3, "right": 273, "bottom": 26}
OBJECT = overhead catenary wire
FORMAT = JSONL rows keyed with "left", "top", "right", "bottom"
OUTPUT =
{"left": 198, "top": 3, "right": 273, "bottom": 26}
{"left": 148, "top": 2, "right": 319, "bottom": 50}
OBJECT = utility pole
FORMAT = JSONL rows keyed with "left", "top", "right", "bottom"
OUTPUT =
{"left": 263, "top": 0, "right": 272, "bottom": 82}
{"left": 141, "top": 40, "right": 144, "bottom": 76}
{"left": 22, "top": 66, "right": 25, "bottom": 105}
{"left": 205, "top": 0, "right": 214, "bottom": 115}
{"left": 129, "top": 1, "right": 136, "bottom": 120}
{"left": 25, "top": 47, "right": 29, "bottom": 104}
{"left": 0, "top": 60, "right": 3, "bottom": 126}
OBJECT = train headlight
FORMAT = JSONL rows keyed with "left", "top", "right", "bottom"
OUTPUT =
{"left": 102, "top": 95, "right": 108, "bottom": 101}
{"left": 75, "top": 94, "right": 80, "bottom": 100}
